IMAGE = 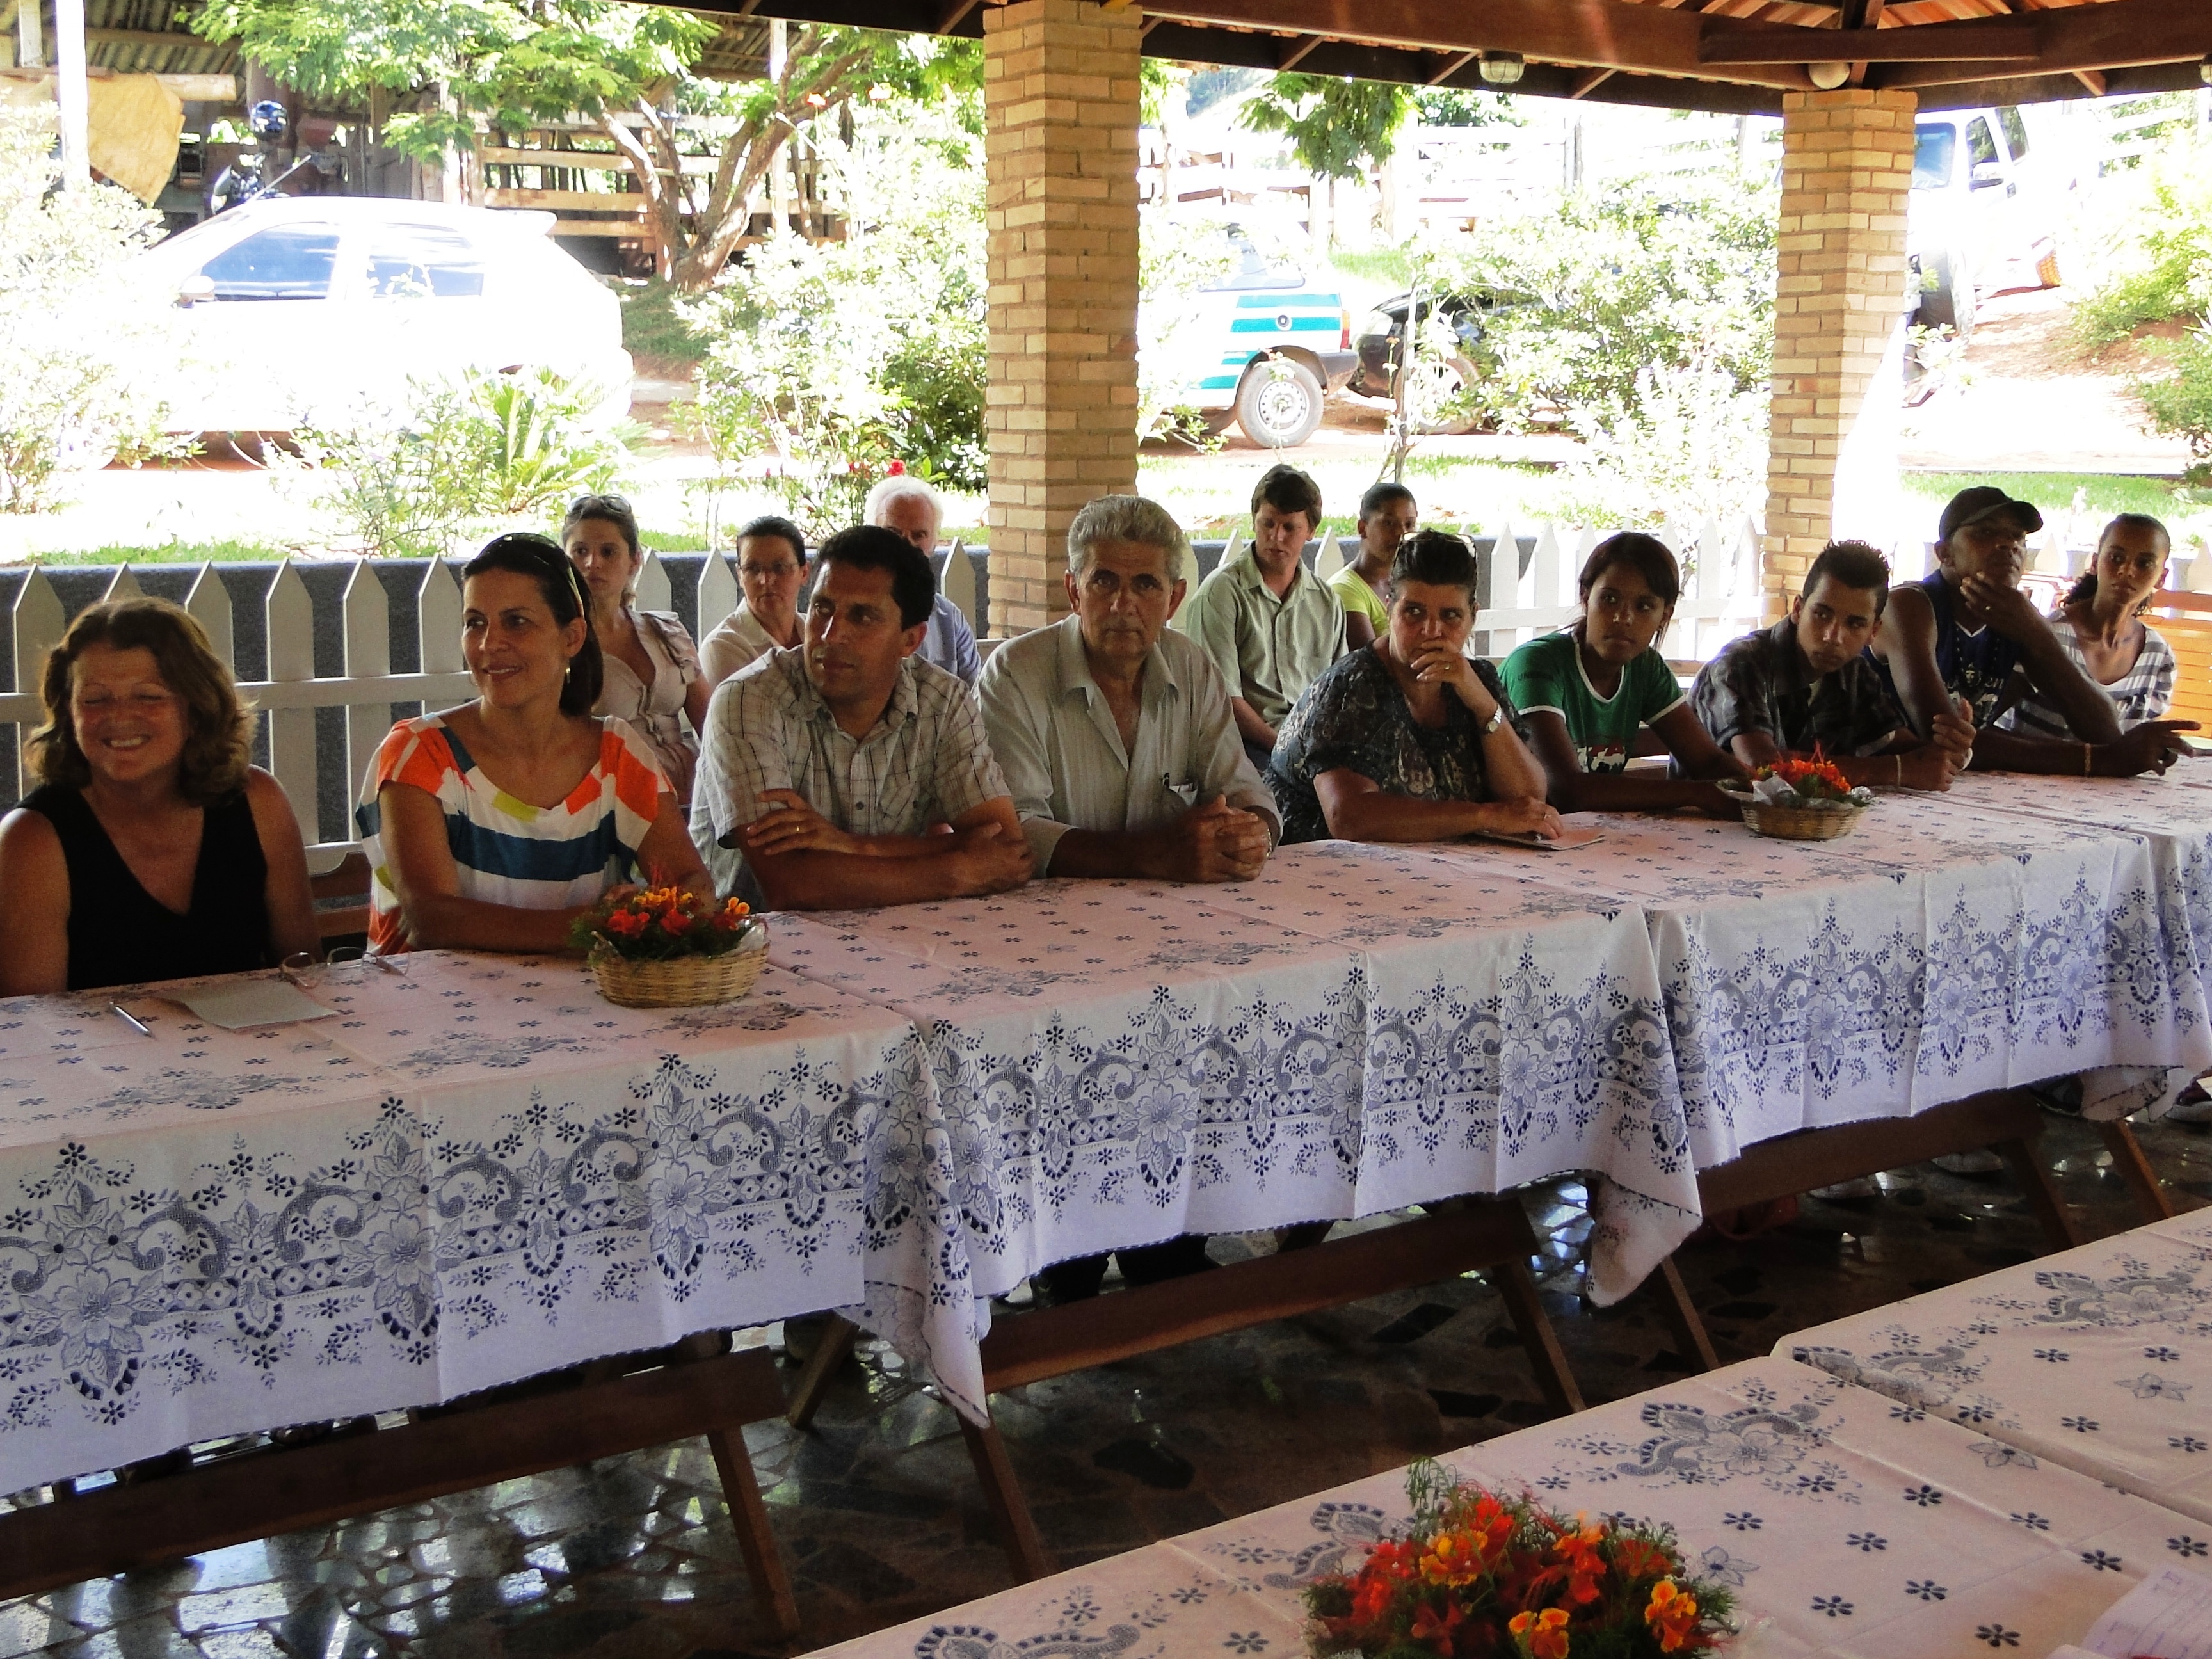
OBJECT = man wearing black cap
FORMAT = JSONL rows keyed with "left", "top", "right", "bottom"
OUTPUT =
{"left": 1869, "top": 486, "right": 2195, "bottom": 776}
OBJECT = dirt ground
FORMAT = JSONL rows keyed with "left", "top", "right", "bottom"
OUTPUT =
{"left": 1900, "top": 285, "right": 2191, "bottom": 475}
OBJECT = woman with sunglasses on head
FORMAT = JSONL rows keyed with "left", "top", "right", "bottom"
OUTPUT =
{"left": 357, "top": 533, "right": 714, "bottom": 954}
{"left": 562, "top": 493, "right": 710, "bottom": 806}
{"left": 0, "top": 598, "right": 319, "bottom": 995}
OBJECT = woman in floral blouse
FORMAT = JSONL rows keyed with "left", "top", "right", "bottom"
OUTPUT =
{"left": 1267, "top": 530, "right": 1560, "bottom": 846}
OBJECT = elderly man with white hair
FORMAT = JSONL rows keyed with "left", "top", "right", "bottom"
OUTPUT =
{"left": 865, "top": 474, "right": 983, "bottom": 685}
{"left": 978, "top": 493, "right": 1277, "bottom": 883}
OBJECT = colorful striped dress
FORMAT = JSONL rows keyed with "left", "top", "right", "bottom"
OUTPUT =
{"left": 355, "top": 714, "right": 668, "bottom": 954}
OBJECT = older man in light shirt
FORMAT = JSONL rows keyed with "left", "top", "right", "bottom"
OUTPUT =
{"left": 865, "top": 474, "right": 984, "bottom": 685}
{"left": 979, "top": 494, "right": 1278, "bottom": 883}
{"left": 978, "top": 493, "right": 1275, "bottom": 1305}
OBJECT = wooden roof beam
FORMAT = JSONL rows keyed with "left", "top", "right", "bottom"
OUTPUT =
{"left": 1701, "top": 17, "right": 2038, "bottom": 62}
{"left": 1427, "top": 48, "right": 1477, "bottom": 84}
{"left": 1130, "top": 0, "right": 1809, "bottom": 87}
{"left": 1276, "top": 33, "right": 1323, "bottom": 69}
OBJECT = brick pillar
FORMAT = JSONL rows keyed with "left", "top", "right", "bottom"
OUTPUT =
{"left": 982, "top": 0, "right": 1141, "bottom": 636}
{"left": 1764, "top": 88, "right": 1916, "bottom": 619}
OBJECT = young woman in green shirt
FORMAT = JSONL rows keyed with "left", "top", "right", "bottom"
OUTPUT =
{"left": 1500, "top": 532, "right": 1747, "bottom": 815}
{"left": 1325, "top": 482, "right": 1418, "bottom": 649}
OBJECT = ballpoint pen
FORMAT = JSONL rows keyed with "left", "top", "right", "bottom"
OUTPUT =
{"left": 108, "top": 1002, "right": 152, "bottom": 1036}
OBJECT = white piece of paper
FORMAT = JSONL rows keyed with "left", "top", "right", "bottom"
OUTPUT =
{"left": 175, "top": 978, "right": 337, "bottom": 1030}
{"left": 2081, "top": 1566, "right": 2212, "bottom": 1659}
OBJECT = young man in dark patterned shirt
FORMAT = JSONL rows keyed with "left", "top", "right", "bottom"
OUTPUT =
{"left": 1691, "top": 541, "right": 1975, "bottom": 789}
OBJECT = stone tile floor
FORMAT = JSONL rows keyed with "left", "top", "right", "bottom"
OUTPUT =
{"left": 6, "top": 1114, "right": 2209, "bottom": 1659}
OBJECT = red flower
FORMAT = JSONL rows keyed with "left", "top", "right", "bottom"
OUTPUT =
{"left": 1410, "top": 1599, "right": 1468, "bottom": 1655}
{"left": 887, "top": 458, "right": 906, "bottom": 475}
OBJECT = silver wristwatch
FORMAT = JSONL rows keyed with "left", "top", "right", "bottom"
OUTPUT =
{"left": 1482, "top": 704, "right": 1507, "bottom": 735}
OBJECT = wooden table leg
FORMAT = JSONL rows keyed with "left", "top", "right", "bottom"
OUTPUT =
{"left": 706, "top": 1423, "right": 801, "bottom": 1639}
{"left": 783, "top": 1314, "right": 862, "bottom": 1431}
{"left": 2099, "top": 1118, "right": 2177, "bottom": 1221}
{"left": 1651, "top": 1256, "right": 1722, "bottom": 1374}
{"left": 1489, "top": 1255, "right": 1586, "bottom": 1416}
{"left": 957, "top": 1411, "right": 1054, "bottom": 1582}
{"left": 1997, "top": 1132, "right": 2085, "bottom": 1251}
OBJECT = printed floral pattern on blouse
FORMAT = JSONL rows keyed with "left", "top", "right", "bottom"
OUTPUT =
{"left": 1267, "top": 646, "right": 1530, "bottom": 844}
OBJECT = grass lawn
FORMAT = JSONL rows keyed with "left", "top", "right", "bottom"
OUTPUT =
{"left": 1900, "top": 470, "right": 2199, "bottom": 519}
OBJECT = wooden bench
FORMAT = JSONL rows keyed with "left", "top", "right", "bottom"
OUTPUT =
{"left": 1644, "top": 1089, "right": 2170, "bottom": 1371}
{"left": 0, "top": 1334, "right": 800, "bottom": 1639}
{"left": 785, "top": 1199, "right": 1585, "bottom": 1583}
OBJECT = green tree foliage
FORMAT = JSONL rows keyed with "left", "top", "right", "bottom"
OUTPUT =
{"left": 1418, "top": 170, "right": 1777, "bottom": 430}
{"left": 681, "top": 99, "right": 986, "bottom": 537}
{"left": 2068, "top": 148, "right": 2212, "bottom": 349}
{"left": 1237, "top": 74, "right": 1412, "bottom": 182}
{"left": 1413, "top": 86, "right": 1523, "bottom": 127}
{"left": 0, "top": 109, "right": 195, "bottom": 513}
{"left": 193, "top": 0, "right": 977, "bottom": 291}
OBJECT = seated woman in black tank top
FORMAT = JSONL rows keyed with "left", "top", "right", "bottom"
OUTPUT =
{"left": 0, "top": 598, "right": 319, "bottom": 995}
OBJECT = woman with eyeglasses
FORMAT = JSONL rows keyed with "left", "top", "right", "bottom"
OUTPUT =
{"left": 0, "top": 598, "right": 319, "bottom": 994}
{"left": 562, "top": 493, "right": 710, "bottom": 806}
{"left": 698, "top": 513, "right": 810, "bottom": 691}
{"left": 356, "top": 533, "right": 714, "bottom": 954}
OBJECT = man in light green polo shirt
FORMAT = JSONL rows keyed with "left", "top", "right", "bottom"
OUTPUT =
{"left": 1176, "top": 463, "right": 1347, "bottom": 772}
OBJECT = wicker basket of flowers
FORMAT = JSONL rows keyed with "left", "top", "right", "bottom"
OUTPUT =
{"left": 571, "top": 886, "right": 767, "bottom": 1008}
{"left": 1717, "top": 751, "right": 1873, "bottom": 842}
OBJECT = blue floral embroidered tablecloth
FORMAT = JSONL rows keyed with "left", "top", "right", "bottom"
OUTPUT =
{"left": 1453, "top": 781, "right": 2212, "bottom": 1156}
{"left": 0, "top": 952, "right": 933, "bottom": 1495}
{"left": 1783, "top": 1205, "right": 2212, "bottom": 1528}
{"left": 764, "top": 844, "right": 1701, "bottom": 1318}
{"left": 800, "top": 1354, "right": 2206, "bottom": 1659}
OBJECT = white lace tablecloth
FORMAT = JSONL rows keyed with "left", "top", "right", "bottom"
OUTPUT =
{"left": 1479, "top": 793, "right": 2212, "bottom": 1151}
{"left": 0, "top": 952, "right": 937, "bottom": 1494}
{"left": 767, "top": 842, "right": 1700, "bottom": 1333}
{"left": 1784, "top": 1206, "right": 2212, "bottom": 1527}
{"left": 803, "top": 1355, "right": 2209, "bottom": 1659}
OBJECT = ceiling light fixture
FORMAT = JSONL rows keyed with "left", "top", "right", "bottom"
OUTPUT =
{"left": 1478, "top": 51, "right": 1525, "bottom": 87}
{"left": 2200, "top": 55, "right": 2212, "bottom": 86}
{"left": 1808, "top": 60, "right": 1852, "bottom": 90}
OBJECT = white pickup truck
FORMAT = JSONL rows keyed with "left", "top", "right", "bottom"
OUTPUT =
{"left": 1909, "top": 104, "right": 2067, "bottom": 338}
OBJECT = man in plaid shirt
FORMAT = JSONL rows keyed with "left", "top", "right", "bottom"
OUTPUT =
{"left": 690, "top": 526, "right": 1031, "bottom": 910}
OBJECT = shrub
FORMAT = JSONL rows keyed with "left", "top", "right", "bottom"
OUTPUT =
{"left": 294, "top": 368, "right": 638, "bottom": 557}
{"left": 1416, "top": 170, "right": 1777, "bottom": 433}
{"left": 2138, "top": 327, "right": 2212, "bottom": 481}
{"left": 2067, "top": 147, "right": 2212, "bottom": 350}
{"left": 1555, "top": 357, "right": 1770, "bottom": 532}
{"left": 0, "top": 108, "right": 196, "bottom": 512}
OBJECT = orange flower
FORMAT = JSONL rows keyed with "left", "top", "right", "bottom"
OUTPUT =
{"left": 1419, "top": 1530, "right": 1489, "bottom": 1587}
{"left": 1612, "top": 1536, "right": 1668, "bottom": 1583}
{"left": 1507, "top": 1605, "right": 1571, "bottom": 1659}
{"left": 606, "top": 909, "right": 648, "bottom": 938}
{"left": 1645, "top": 1578, "right": 1701, "bottom": 1653}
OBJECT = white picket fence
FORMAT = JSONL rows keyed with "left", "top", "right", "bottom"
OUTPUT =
{"left": 0, "top": 543, "right": 984, "bottom": 874}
